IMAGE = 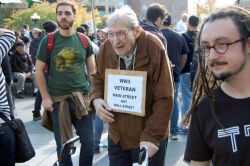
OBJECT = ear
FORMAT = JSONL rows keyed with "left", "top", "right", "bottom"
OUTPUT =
{"left": 134, "top": 26, "right": 141, "bottom": 39}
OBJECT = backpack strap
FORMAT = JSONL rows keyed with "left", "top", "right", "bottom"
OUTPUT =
{"left": 46, "top": 32, "right": 54, "bottom": 76}
{"left": 77, "top": 32, "right": 89, "bottom": 49}
{"left": 47, "top": 32, "right": 54, "bottom": 52}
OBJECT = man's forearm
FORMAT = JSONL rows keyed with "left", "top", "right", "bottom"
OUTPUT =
{"left": 36, "top": 70, "right": 50, "bottom": 99}
{"left": 86, "top": 55, "right": 96, "bottom": 85}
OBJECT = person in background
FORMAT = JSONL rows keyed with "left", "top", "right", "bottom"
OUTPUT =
{"left": 42, "top": 20, "right": 58, "bottom": 34}
{"left": 184, "top": 6, "right": 250, "bottom": 166}
{"left": 176, "top": 13, "right": 188, "bottom": 34}
{"left": 20, "top": 28, "right": 30, "bottom": 53}
{"left": 140, "top": 3, "right": 167, "bottom": 47}
{"left": 76, "top": 26, "right": 99, "bottom": 56}
{"left": 179, "top": 15, "right": 199, "bottom": 133}
{"left": 91, "top": 5, "right": 173, "bottom": 166}
{"left": 161, "top": 14, "right": 188, "bottom": 140}
{"left": 98, "top": 28, "right": 108, "bottom": 45}
{"left": 93, "top": 27, "right": 108, "bottom": 154}
{"left": 23, "top": 24, "right": 32, "bottom": 42}
{"left": 36, "top": 2, "right": 96, "bottom": 165}
{"left": 29, "top": 28, "right": 43, "bottom": 66}
{"left": 11, "top": 41, "right": 34, "bottom": 99}
{"left": 81, "top": 23, "right": 95, "bottom": 41}
{"left": 0, "top": 28, "right": 16, "bottom": 166}
{"left": 32, "top": 20, "right": 58, "bottom": 122}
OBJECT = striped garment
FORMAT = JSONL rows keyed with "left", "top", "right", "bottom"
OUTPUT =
{"left": 0, "top": 30, "right": 15, "bottom": 119}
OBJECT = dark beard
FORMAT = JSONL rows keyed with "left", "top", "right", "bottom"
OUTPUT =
{"left": 213, "top": 56, "right": 246, "bottom": 82}
{"left": 57, "top": 20, "right": 73, "bottom": 30}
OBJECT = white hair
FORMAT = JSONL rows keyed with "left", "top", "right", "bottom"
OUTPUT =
{"left": 106, "top": 5, "right": 139, "bottom": 29}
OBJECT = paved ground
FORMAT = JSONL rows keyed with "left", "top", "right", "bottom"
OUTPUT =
{"left": 14, "top": 96, "right": 188, "bottom": 166}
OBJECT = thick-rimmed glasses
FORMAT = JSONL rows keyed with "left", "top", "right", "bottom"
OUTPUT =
{"left": 107, "top": 30, "right": 130, "bottom": 41}
{"left": 201, "top": 39, "right": 243, "bottom": 57}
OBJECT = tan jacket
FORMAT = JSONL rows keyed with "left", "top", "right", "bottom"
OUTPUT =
{"left": 91, "top": 29, "right": 174, "bottom": 150}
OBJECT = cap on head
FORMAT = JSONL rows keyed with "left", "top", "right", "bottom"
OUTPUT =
{"left": 100, "top": 27, "right": 108, "bottom": 34}
{"left": 15, "top": 41, "right": 25, "bottom": 47}
{"left": 76, "top": 26, "right": 86, "bottom": 34}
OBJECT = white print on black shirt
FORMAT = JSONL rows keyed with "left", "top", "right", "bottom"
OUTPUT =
{"left": 218, "top": 126, "right": 240, "bottom": 153}
{"left": 244, "top": 125, "right": 250, "bottom": 136}
{"left": 218, "top": 125, "right": 250, "bottom": 153}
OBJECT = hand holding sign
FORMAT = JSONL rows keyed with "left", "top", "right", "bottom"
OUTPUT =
{"left": 93, "top": 98, "right": 114, "bottom": 123}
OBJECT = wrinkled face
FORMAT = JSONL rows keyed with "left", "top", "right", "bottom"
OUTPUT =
{"left": 56, "top": 5, "right": 75, "bottom": 30}
{"left": 201, "top": 18, "right": 248, "bottom": 81}
{"left": 107, "top": 21, "right": 140, "bottom": 56}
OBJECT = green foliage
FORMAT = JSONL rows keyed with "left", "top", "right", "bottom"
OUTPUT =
{"left": 96, "top": 14, "right": 108, "bottom": 29}
{"left": 3, "top": 1, "right": 106, "bottom": 32}
{"left": 3, "top": 3, "right": 56, "bottom": 30}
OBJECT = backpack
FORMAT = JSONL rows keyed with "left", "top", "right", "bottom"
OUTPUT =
{"left": 46, "top": 32, "right": 89, "bottom": 75}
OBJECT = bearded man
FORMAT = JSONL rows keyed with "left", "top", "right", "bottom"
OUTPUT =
{"left": 35, "top": 2, "right": 96, "bottom": 165}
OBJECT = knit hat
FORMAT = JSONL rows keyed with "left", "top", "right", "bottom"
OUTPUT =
{"left": 76, "top": 26, "right": 86, "bottom": 34}
{"left": 80, "top": 23, "right": 89, "bottom": 30}
{"left": 42, "top": 20, "right": 57, "bottom": 33}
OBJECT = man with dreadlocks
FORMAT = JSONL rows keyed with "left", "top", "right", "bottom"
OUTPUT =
{"left": 184, "top": 6, "right": 250, "bottom": 166}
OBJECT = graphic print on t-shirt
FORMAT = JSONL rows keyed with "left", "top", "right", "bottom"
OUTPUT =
{"left": 245, "top": 125, "right": 250, "bottom": 136}
{"left": 54, "top": 48, "right": 79, "bottom": 72}
{"left": 218, "top": 125, "right": 250, "bottom": 153}
{"left": 217, "top": 126, "right": 240, "bottom": 152}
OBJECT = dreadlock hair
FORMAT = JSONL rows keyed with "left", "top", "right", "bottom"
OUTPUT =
{"left": 183, "top": 6, "right": 250, "bottom": 127}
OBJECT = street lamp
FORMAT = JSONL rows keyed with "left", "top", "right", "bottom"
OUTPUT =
{"left": 31, "top": 13, "right": 40, "bottom": 27}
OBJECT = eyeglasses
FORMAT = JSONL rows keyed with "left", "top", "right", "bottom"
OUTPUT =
{"left": 107, "top": 30, "right": 130, "bottom": 41}
{"left": 201, "top": 39, "right": 243, "bottom": 57}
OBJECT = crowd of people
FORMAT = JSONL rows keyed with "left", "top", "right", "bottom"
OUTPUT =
{"left": 0, "top": 1, "right": 250, "bottom": 166}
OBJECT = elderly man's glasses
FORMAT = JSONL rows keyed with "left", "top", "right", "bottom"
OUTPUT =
{"left": 107, "top": 30, "right": 130, "bottom": 41}
{"left": 201, "top": 39, "right": 243, "bottom": 57}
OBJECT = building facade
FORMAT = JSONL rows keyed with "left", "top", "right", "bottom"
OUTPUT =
{"left": 79, "top": 0, "right": 124, "bottom": 16}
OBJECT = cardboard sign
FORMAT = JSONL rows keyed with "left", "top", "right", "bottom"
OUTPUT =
{"left": 104, "top": 69, "right": 147, "bottom": 116}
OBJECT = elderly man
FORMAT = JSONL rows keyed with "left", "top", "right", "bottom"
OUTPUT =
{"left": 11, "top": 41, "right": 34, "bottom": 99}
{"left": 91, "top": 5, "right": 174, "bottom": 166}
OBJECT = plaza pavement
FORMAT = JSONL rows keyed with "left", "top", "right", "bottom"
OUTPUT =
{"left": 15, "top": 96, "right": 188, "bottom": 166}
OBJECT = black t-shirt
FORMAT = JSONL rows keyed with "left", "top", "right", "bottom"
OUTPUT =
{"left": 184, "top": 87, "right": 250, "bottom": 166}
{"left": 161, "top": 28, "right": 188, "bottom": 82}
{"left": 181, "top": 31, "right": 197, "bottom": 74}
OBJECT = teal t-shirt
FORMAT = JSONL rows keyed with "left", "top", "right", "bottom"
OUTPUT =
{"left": 36, "top": 31, "right": 93, "bottom": 96}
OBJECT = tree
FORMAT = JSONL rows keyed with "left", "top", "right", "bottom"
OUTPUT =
{"left": 3, "top": 3, "right": 55, "bottom": 30}
{"left": 3, "top": 1, "right": 103, "bottom": 32}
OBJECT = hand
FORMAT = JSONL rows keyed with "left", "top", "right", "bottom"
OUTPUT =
{"left": 24, "top": 72, "right": 31, "bottom": 78}
{"left": 93, "top": 98, "right": 114, "bottom": 123}
{"left": 26, "top": 72, "right": 32, "bottom": 78}
{"left": 42, "top": 97, "right": 53, "bottom": 112}
{"left": 140, "top": 141, "right": 159, "bottom": 158}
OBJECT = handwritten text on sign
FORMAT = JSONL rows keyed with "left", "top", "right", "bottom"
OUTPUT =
{"left": 106, "top": 70, "right": 146, "bottom": 116}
